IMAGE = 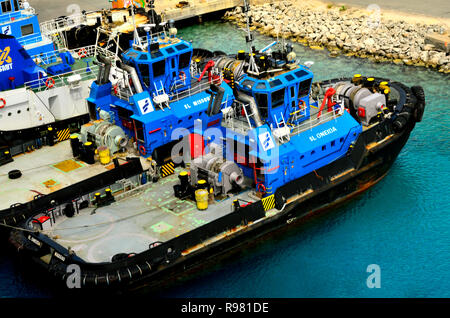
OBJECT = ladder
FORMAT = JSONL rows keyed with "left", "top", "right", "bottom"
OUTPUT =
{"left": 51, "top": 32, "right": 66, "bottom": 50}
{"left": 273, "top": 112, "right": 290, "bottom": 143}
{"left": 241, "top": 102, "right": 256, "bottom": 129}
{"left": 153, "top": 81, "right": 170, "bottom": 111}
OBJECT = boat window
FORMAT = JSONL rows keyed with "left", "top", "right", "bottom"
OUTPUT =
{"left": 285, "top": 74, "right": 295, "bottom": 82}
{"left": 295, "top": 70, "right": 308, "bottom": 78}
{"left": 138, "top": 64, "right": 150, "bottom": 87}
{"left": 254, "top": 93, "right": 268, "bottom": 118}
{"left": 21, "top": 24, "right": 34, "bottom": 37}
{"left": 175, "top": 43, "right": 189, "bottom": 51}
{"left": 13, "top": 0, "right": 19, "bottom": 11}
{"left": 139, "top": 54, "right": 148, "bottom": 61}
{"left": 166, "top": 47, "right": 175, "bottom": 54}
{"left": 1, "top": 1, "right": 11, "bottom": 13}
{"left": 271, "top": 88, "right": 285, "bottom": 109}
{"left": 171, "top": 58, "right": 176, "bottom": 69}
{"left": 255, "top": 82, "right": 267, "bottom": 90}
{"left": 178, "top": 51, "right": 191, "bottom": 69}
{"left": 241, "top": 79, "right": 255, "bottom": 90}
{"left": 152, "top": 60, "right": 165, "bottom": 78}
{"left": 151, "top": 51, "right": 163, "bottom": 59}
{"left": 269, "top": 79, "right": 282, "bottom": 88}
{"left": 298, "top": 78, "right": 312, "bottom": 98}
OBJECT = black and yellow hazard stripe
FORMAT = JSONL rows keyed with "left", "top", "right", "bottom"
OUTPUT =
{"left": 261, "top": 194, "right": 275, "bottom": 212}
{"left": 160, "top": 161, "right": 175, "bottom": 178}
{"left": 56, "top": 128, "right": 71, "bottom": 142}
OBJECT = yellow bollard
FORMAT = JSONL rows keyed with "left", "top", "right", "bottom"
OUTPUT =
{"left": 195, "top": 189, "right": 209, "bottom": 210}
{"left": 97, "top": 146, "right": 111, "bottom": 165}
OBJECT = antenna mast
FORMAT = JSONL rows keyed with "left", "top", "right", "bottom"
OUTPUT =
{"left": 128, "top": 0, "right": 143, "bottom": 48}
{"left": 243, "top": 0, "right": 259, "bottom": 76}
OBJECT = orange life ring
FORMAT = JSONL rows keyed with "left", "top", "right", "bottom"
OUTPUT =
{"left": 257, "top": 182, "right": 266, "bottom": 193}
{"left": 45, "top": 77, "right": 55, "bottom": 88}
{"left": 298, "top": 99, "right": 306, "bottom": 110}
{"left": 139, "top": 145, "right": 146, "bottom": 156}
{"left": 0, "top": 98, "right": 5, "bottom": 109}
{"left": 78, "top": 48, "right": 87, "bottom": 58}
{"left": 113, "top": 85, "right": 118, "bottom": 95}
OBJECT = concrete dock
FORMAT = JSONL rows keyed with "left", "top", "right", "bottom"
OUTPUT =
{"left": 33, "top": 0, "right": 270, "bottom": 23}
{"left": 157, "top": 0, "right": 272, "bottom": 22}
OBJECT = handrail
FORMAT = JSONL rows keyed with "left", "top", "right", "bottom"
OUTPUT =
{"left": 39, "top": 13, "right": 88, "bottom": 36}
{"left": 31, "top": 45, "right": 118, "bottom": 65}
{"left": 168, "top": 75, "right": 223, "bottom": 103}
{"left": 24, "top": 64, "right": 99, "bottom": 91}
{"left": 290, "top": 103, "right": 344, "bottom": 137}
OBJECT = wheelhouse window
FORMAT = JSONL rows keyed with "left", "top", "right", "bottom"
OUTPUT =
{"left": 152, "top": 60, "right": 165, "bottom": 78}
{"left": 1, "top": 1, "right": 12, "bottom": 13}
{"left": 298, "top": 78, "right": 312, "bottom": 98}
{"left": 13, "top": 0, "right": 18, "bottom": 11}
{"left": 241, "top": 79, "right": 255, "bottom": 90}
{"left": 271, "top": 88, "right": 285, "bottom": 109}
{"left": 138, "top": 64, "right": 150, "bottom": 87}
{"left": 255, "top": 93, "right": 268, "bottom": 118}
{"left": 178, "top": 52, "right": 191, "bottom": 69}
{"left": 21, "top": 24, "right": 34, "bottom": 36}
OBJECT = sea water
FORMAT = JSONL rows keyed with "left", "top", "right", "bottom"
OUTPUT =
{"left": 1, "top": 21, "right": 449, "bottom": 298}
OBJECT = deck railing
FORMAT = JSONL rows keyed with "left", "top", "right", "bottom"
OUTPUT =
{"left": 39, "top": 13, "right": 88, "bottom": 36}
{"left": 24, "top": 64, "right": 99, "bottom": 91}
{"left": 168, "top": 76, "right": 222, "bottom": 103}
{"left": 290, "top": 103, "right": 345, "bottom": 137}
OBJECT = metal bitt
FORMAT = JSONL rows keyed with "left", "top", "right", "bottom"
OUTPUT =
{"left": 243, "top": 0, "right": 259, "bottom": 76}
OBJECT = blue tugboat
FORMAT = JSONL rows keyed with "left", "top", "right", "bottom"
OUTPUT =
{"left": 4, "top": 1, "right": 425, "bottom": 292}
{"left": 0, "top": 0, "right": 54, "bottom": 57}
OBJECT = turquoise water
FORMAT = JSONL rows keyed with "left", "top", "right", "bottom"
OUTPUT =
{"left": 1, "top": 21, "right": 449, "bottom": 298}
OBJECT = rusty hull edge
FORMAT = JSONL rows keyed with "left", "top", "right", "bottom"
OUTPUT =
{"left": 126, "top": 119, "right": 414, "bottom": 293}
{"left": 7, "top": 102, "right": 416, "bottom": 292}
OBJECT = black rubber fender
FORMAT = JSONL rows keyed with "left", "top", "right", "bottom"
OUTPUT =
{"left": 111, "top": 253, "right": 129, "bottom": 262}
{"left": 8, "top": 169, "right": 22, "bottom": 179}
{"left": 393, "top": 112, "right": 410, "bottom": 132}
{"left": 411, "top": 86, "right": 426, "bottom": 122}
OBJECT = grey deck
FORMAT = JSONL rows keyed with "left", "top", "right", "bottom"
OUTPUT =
{"left": 0, "top": 140, "right": 146, "bottom": 210}
{"left": 44, "top": 168, "right": 255, "bottom": 263}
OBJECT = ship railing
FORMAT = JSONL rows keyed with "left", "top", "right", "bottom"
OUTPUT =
{"left": 137, "top": 31, "right": 172, "bottom": 47}
{"left": 168, "top": 75, "right": 223, "bottom": 103}
{"left": 110, "top": 67, "right": 133, "bottom": 101}
{"left": 16, "top": 33, "right": 50, "bottom": 47}
{"left": 0, "top": 8, "right": 33, "bottom": 25}
{"left": 289, "top": 102, "right": 345, "bottom": 137}
{"left": 24, "top": 64, "right": 99, "bottom": 91}
{"left": 112, "top": 86, "right": 133, "bottom": 101}
{"left": 39, "top": 13, "right": 87, "bottom": 36}
{"left": 221, "top": 101, "right": 255, "bottom": 135}
{"left": 31, "top": 45, "right": 118, "bottom": 66}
